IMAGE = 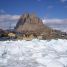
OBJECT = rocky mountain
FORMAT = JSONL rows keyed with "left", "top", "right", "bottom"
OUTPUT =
{"left": 15, "top": 13, "right": 49, "bottom": 33}
{"left": 15, "top": 13, "right": 67, "bottom": 39}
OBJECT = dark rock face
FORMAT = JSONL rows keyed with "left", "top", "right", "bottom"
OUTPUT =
{"left": 15, "top": 13, "right": 67, "bottom": 39}
{"left": 0, "top": 29, "right": 5, "bottom": 34}
{"left": 0, "top": 29, "right": 8, "bottom": 37}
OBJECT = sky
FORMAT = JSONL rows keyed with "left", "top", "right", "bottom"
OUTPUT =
{"left": 0, "top": 0, "right": 67, "bottom": 32}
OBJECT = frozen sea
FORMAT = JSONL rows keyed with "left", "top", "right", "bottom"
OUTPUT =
{"left": 0, "top": 39, "right": 67, "bottom": 67}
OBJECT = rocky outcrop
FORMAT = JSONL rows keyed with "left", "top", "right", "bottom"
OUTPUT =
{"left": 0, "top": 29, "right": 8, "bottom": 37}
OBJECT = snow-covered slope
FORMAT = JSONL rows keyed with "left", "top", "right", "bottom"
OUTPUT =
{"left": 0, "top": 39, "right": 67, "bottom": 67}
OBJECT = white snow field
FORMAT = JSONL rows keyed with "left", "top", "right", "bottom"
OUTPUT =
{"left": 0, "top": 39, "right": 67, "bottom": 67}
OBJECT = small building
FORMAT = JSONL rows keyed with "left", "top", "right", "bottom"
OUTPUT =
{"left": 8, "top": 32, "right": 16, "bottom": 38}
{"left": 37, "top": 34, "right": 44, "bottom": 40}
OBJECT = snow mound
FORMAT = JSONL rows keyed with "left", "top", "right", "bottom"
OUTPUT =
{"left": 0, "top": 39, "right": 67, "bottom": 67}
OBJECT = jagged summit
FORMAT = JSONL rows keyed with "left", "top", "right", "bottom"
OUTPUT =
{"left": 15, "top": 13, "right": 48, "bottom": 33}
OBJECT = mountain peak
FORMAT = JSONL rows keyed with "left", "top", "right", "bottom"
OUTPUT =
{"left": 15, "top": 13, "right": 45, "bottom": 33}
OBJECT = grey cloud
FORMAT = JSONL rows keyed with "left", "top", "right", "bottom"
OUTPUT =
{"left": 0, "top": 14, "right": 20, "bottom": 30}
{"left": 42, "top": 18, "right": 67, "bottom": 32}
{"left": 42, "top": 19, "right": 67, "bottom": 25}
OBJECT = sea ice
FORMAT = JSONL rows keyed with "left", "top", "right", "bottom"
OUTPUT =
{"left": 0, "top": 39, "right": 67, "bottom": 67}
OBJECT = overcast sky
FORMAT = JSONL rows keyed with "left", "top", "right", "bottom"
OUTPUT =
{"left": 0, "top": 0, "right": 67, "bottom": 32}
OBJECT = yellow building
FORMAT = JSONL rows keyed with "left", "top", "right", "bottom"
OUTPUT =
{"left": 8, "top": 33, "right": 16, "bottom": 38}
